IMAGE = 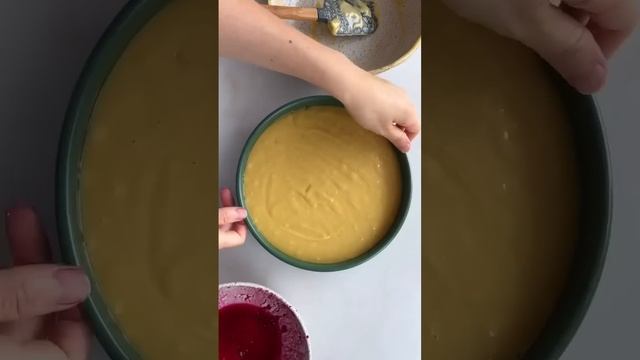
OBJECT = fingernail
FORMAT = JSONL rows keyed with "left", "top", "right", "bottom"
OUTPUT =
{"left": 237, "top": 208, "right": 247, "bottom": 218}
{"left": 54, "top": 268, "right": 91, "bottom": 304}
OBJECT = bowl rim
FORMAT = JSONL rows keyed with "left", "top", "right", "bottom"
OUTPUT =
{"left": 521, "top": 75, "right": 612, "bottom": 359}
{"left": 235, "top": 95, "right": 413, "bottom": 272}
{"left": 56, "top": 0, "right": 169, "bottom": 359}
{"left": 219, "top": 282, "right": 312, "bottom": 359}
{"left": 266, "top": 0, "right": 422, "bottom": 74}
{"left": 372, "top": 37, "right": 421, "bottom": 75}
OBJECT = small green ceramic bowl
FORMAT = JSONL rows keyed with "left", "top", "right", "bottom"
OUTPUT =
{"left": 235, "top": 95, "right": 412, "bottom": 272}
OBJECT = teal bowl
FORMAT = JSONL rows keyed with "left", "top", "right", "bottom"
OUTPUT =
{"left": 57, "top": 1, "right": 168, "bottom": 359}
{"left": 235, "top": 95, "right": 413, "bottom": 272}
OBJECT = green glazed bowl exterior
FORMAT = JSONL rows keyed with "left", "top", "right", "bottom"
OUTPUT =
{"left": 235, "top": 95, "right": 413, "bottom": 272}
{"left": 56, "top": 1, "right": 168, "bottom": 359}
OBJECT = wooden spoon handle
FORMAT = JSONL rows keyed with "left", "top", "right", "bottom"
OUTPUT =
{"left": 262, "top": 5, "right": 319, "bottom": 22}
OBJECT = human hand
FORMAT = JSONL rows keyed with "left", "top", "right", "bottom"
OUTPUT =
{"left": 219, "top": 188, "right": 248, "bottom": 250}
{"left": 442, "top": 0, "right": 639, "bottom": 94}
{"left": 219, "top": 0, "right": 420, "bottom": 151}
{"left": 0, "top": 207, "right": 91, "bottom": 360}
{"left": 334, "top": 68, "right": 420, "bottom": 153}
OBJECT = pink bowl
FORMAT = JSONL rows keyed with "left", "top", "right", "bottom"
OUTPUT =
{"left": 219, "top": 282, "right": 311, "bottom": 360}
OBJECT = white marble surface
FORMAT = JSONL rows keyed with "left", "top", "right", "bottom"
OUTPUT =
{"left": 218, "top": 49, "right": 423, "bottom": 359}
{"left": 1, "top": 2, "right": 639, "bottom": 360}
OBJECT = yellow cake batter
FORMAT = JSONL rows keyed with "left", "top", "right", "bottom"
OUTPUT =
{"left": 81, "top": 0, "right": 216, "bottom": 359}
{"left": 243, "top": 106, "right": 403, "bottom": 264}
{"left": 424, "top": 2, "right": 578, "bottom": 359}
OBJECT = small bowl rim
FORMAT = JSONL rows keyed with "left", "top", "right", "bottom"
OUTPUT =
{"left": 219, "top": 282, "right": 312, "bottom": 359}
{"left": 235, "top": 95, "right": 413, "bottom": 272}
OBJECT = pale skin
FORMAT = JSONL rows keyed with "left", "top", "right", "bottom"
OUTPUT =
{"left": 219, "top": 0, "right": 421, "bottom": 153}
{"left": 442, "top": 0, "right": 639, "bottom": 94}
{"left": 0, "top": 207, "right": 91, "bottom": 360}
{"left": 219, "top": 188, "right": 248, "bottom": 250}
{"left": 218, "top": 0, "right": 638, "bottom": 250}
{"left": 218, "top": 0, "right": 423, "bottom": 249}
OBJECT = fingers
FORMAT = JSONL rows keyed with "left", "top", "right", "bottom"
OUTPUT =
{"left": 559, "top": 4, "right": 591, "bottom": 25}
{"left": 562, "top": 0, "right": 639, "bottom": 57}
{"left": 386, "top": 90, "right": 420, "bottom": 148}
{"left": 0, "top": 310, "right": 91, "bottom": 360}
{"left": 517, "top": 4, "right": 607, "bottom": 94}
{"left": 232, "top": 221, "right": 247, "bottom": 242}
{"left": 4, "top": 207, "right": 90, "bottom": 359}
{"left": 219, "top": 188, "right": 248, "bottom": 249}
{"left": 48, "top": 307, "right": 91, "bottom": 360}
{"left": 3, "top": 207, "right": 51, "bottom": 341}
{"left": 387, "top": 125, "right": 412, "bottom": 153}
{"left": 218, "top": 207, "right": 247, "bottom": 226}
{"left": 0, "top": 265, "right": 90, "bottom": 322}
{"left": 219, "top": 228, "right": 247, "bottom": 250}
{"left": 0, "top": 337, "right": 68, "bottom": 360}
{"left": 220, "top": 188, "right": 235, "bottom": 208}
{"left": 0, "top": 314, "right": 46, "bottom": 343}
{"left": 219, "top": 188, "right": 242, "bottom": 231}
{"left": 5, "top": 207, "right": 51, "bottom": 266}
{"left": 396, "top": 108, "right": 421, "bottom": 142}
{"left": 516, "top": 0, "right": 639, "bottom": 94}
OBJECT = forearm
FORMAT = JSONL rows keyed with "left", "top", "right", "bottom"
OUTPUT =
{"left": 218, "top": 0, "right": 365, "bottom": 101}
{"left": 219, "top": 0, "right": 420, "bottom": 152}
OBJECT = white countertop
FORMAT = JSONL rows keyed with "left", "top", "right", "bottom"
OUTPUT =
{"left": 218, "top": 49, "right": 422, "bottom": 359}
{"left": 0, "top": 2, "right": 638, "bottom": 360}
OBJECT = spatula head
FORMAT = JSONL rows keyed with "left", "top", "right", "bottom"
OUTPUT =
{"left": 317, "top": 0, "right": 377, "bottom": 36}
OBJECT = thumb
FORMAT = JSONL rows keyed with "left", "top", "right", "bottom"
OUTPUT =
{"left": 0, "top": 265, "right": 90, "bottom": 322}
{"left": 387, "top": 125, "right": 411, "bottom": 153}
{"left": 218, "top": 207, "right": 247, "bottom": 226}
{"left": 518, "top": 5, "right": 607, "bottom": 94}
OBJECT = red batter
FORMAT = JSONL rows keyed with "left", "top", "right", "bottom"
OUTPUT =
{"left": 219, "top": 303, "right": 282, "bottom": 360}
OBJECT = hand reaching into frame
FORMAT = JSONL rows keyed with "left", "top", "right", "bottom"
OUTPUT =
{"left": 442, "top": 0, "right": 639, "bottom": 93}
{"left": 0, "top": 207, "right": 91, "bottom": 360}
{"left": 219, "top": 188, "right": 248, "bottom": 250}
